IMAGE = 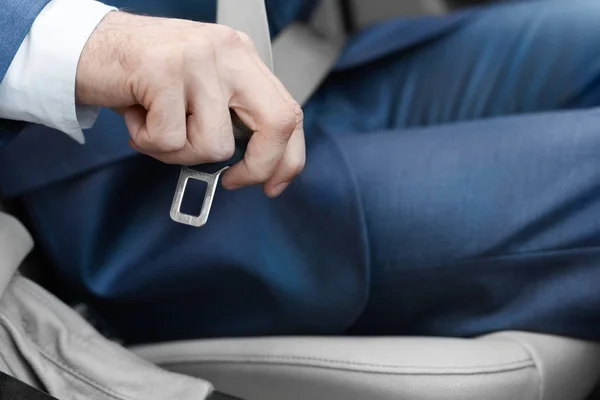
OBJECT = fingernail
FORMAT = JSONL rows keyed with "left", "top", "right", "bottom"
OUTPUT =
{"left": 223, "top": 183, "right": 242, "bottom": 190}
{"left": 221, "top": 178, "right": 241, "bottom": 190}
{"left": 268, "top": 182, "right": 290, "bottom": 197}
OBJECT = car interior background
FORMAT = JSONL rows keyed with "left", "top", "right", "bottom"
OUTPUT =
{"left": 6, "top": 0, "right": 600, "bottom": 399}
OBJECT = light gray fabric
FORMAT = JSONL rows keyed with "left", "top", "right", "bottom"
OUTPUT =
{"left": 132, "top": 333, "right": 600, "bottom": 400}
{"left": 273, "top": 1, "right": 346, "bottom": 105}
{"left": 218, "top": 0, "right": 273, "bottom": 69}
{"left": 273, "top": 23, "right": 344, "bottom": 105}
{"left": 0, "top": 211, "right": 214, "bottom": 399}
{"left": 0, "top": 274, "right": 213, "bottom": 400}
{"left": 350, "top": 0, "right": 448, "bottom": 29}
{"left": 217, "top": 0, "right": 340, "bottom": 107}
{"left": 0, "top": 212, "right": 32, "bottom": 295}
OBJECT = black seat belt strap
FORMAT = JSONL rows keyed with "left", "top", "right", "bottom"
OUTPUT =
{"left": 0, "top": 370, "right": 247, "bottom": 400}
{"left": 207, "top": 391, "right": 244, "bottom": 400}
{"left": 0, "top": 371, "right": 58, "bottom": 400}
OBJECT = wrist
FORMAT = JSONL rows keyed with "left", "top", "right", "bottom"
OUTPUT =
{"left": 75, "top": 10, "right": 135, "bottom": 107}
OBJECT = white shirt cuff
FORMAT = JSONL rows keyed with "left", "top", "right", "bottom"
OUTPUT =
{"left": 0, "top": 0, "right": 116, "bottom": 144}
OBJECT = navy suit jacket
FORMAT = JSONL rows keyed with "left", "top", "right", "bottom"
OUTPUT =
{"left": 0, "top": 0, "right": 51, "bottom": 145}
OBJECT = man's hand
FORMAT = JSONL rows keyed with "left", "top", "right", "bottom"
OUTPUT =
{"left": 75, "top": 12, "right": 305, "bottom": 197}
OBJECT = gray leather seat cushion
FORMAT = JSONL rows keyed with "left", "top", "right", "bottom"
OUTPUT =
{"left": 133, "top": 331, "right": 600, "bottom": 400}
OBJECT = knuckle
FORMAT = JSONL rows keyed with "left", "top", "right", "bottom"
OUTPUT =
{"left": 209, "top": 142, "right": 235, "bottom": 162}
{"left": 132, "top": 133, "right": 182, "bottom": 153}
{"left": 243, "top": 155, "right": 272, "bottom": 182}
{"left": 148, "top": 121, "right": 187, "bottom": 152}
{"left": 147, "top": 44, "right": 186, "bottom": 75}
{"left": 293, "top": 103, "right": 304, "bottom": 124}
{"left": 130, "top": 135, "right": 150, "bottom": 151}
{"left": 286, "top": 153, "right": 305, "bottom": 177}
{"left": 187, "top": 37, "right": 216, "bottom": 63}
{"left": 156, "top": 134, "right": 186, "bottom": 153}
{"left": 200, "top": 134, "right": 235, "bottom": 163}
{"left": 212, "top": 25, "right": 244, "bottom": 48}
{"left": 270, "top": 106, "right": 299, "bottom": 138}
{"left": 130, "top": 128, "right": 152, "bottom": 149}
{"left": 246, "top": 166, "right": 271, "bottom": 183}
{"left": 235, "top": 30, "right": 254, "bottom": 47}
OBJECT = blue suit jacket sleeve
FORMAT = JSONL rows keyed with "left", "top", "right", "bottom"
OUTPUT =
{"left": 0, "top": 0, "right": 52, "bottom": 145}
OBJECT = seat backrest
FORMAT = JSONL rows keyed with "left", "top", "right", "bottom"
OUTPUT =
{"left": 349, "top": 0, "right": 449, "bottom": 30}
{"left": 0, "top": 196, "right": 58, "bottom": 292}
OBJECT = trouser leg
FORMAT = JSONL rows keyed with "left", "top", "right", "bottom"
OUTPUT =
{"left": 340, "top": 109, "right": 600, "bottom": 339}
{"left": 308, "top": 0, "right": 600, "bottom": 135}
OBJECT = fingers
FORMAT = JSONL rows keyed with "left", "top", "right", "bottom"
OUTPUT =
{"left": 130, "top": 110, "right": 234, "bottom": 165}
{"left": 219, "top": 35, "right": 305, "bottom": 192}
{"left": 127, "top": 89, "right": 188, "bottom": 154}
{"left": 127, "top": 63, "right": 235, "bottom": 165}
{"left": 121, "top": 23, "right": 306, "bottom": 197}
{"left": 185, "top": 68, "right": 236, "bottom": 163}
{"left": 236, "top": 31, "right": 297, "bottom": 106}
{"left": 223, "top": 112, "right": 305, "bottom": 197}
{"left": 122, "top": 105, "right": 147, "bottom": 138}
{"left": 264, "top": 123, "right": 306, "bottom": 196}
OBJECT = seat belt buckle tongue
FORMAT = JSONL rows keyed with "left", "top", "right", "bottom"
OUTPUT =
{"left": 170, "top": 111, "right": 252, "bottom": 228}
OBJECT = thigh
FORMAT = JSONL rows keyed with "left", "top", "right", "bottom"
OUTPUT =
{"left": 305, "top": 0, "right": 600, "bottom": 134}
{"left": 21, "top": 149, "right": 370, "bottom": 344}
{"left": 340, "top": 109, "right": 600, "bottom": 338}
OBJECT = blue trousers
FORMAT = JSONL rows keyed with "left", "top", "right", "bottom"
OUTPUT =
{"left": 16, "top": 0, "right": 600, "bottom": 344}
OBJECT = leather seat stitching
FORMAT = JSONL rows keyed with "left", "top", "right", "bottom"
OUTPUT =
{"left": 151, "top": 353, "right": 534, "bottom": 371}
